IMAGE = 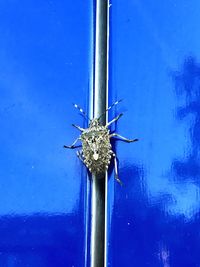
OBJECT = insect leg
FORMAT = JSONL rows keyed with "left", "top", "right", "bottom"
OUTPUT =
{"left": 76, "top": 150, "right": 84, "bottom": 163}
{"left": 63, "top": 138, "right": 80, "bottom": 149}
{"left": 72, "top": 124, "right": 84, "bottom": 131}
{"left": 112, "top": 152, "right": 123, "bottom": 185}
{"left": 106, "top": 113, "right": 123, "bottom": 127}
{"left": 110, "top": 133, "right": 138, "bottom": 143}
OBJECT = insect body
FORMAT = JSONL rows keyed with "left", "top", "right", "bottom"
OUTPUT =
{"left": 64, "top": 100, "right": 138, "bottom": 184}
{"left": 81, "top": 119, "right": 111, "bottom": 174}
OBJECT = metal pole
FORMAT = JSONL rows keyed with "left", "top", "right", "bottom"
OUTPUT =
{"left": 90, "top": 1, "right": 108, "bottom": 267}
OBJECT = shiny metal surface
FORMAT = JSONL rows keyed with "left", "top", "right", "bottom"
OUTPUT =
{"left": 91, "top": 1, "right": 108, "bottom": 267}
{"left": 107, "top": 0, "right": 200, "bottom": 266}
{"left": 0, "top": 1, "right": 93, "bottom": 266}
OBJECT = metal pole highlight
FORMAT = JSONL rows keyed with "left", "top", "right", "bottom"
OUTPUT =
{"left": 90, "top": 1, "right": 108, "bottom": 267}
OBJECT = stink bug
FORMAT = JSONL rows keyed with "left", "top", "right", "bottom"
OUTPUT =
{"left": 64, "top": 100, "right": 138, "bottom": 184}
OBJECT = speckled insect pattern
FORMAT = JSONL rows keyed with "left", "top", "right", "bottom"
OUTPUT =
{"left": 64, "top": 100, "right": 138, "bottom": 184}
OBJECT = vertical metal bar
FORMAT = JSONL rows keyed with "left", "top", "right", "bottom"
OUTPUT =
{"left": 90, "top": 1, "right": 108, "bottom": 267}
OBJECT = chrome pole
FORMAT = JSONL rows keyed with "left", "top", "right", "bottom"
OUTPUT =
{"left": 90, "top": 0, "right": 108, "bottom": 267}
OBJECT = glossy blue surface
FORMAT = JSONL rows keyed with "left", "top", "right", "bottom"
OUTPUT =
{"left": 108, "top": 1, "right": 200, "bottom": 266}
{"left": 0, "top": 1, "right": 93, "bottom": 266}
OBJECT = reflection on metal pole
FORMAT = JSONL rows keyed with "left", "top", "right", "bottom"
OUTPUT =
{"left": 90, "top": 0, "right": 108, "bottom": 267}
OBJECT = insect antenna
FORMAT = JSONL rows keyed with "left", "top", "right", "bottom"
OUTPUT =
{"left": 98, "top": 99, "right": 123, "bottom": 120}
{"left": 73, "top": 103, "right": 90, "bottom": 121}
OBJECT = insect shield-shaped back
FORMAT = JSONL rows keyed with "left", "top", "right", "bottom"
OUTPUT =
{"left": 64, "top": 100, "right": 138, "bottom": 184}
{"left": 81, "top": 119, "right": 112, "bottom": 174}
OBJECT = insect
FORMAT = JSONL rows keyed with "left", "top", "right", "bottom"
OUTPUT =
{"left": 64, "top": 100, "right": 138, "bottom": 184}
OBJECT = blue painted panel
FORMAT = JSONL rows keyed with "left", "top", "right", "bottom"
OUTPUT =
{"left": 108, "top": 1, "right": 200, "bottom": 266}
{"left": 0, "top": 0, "right": 93, "bottom": 266}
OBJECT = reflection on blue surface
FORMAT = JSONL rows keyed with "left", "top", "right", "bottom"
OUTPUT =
{"left": 173, "top": 57, "right": 200, "bottom": 183}
{"left": 108, "top": 0, "right": 200, "bottom": 266}
{"left": 0, "top": 0, "right": 93, "bottom": 266}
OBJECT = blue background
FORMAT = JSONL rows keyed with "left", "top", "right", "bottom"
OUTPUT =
{"left": 107, "top": 0, "right": 200, "bottom": 266}
{"left": 0, "top": 0, "right": 93, "bottom": 266}
{"left": 1, "top": 0, "right": 200, "bottom": 266}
